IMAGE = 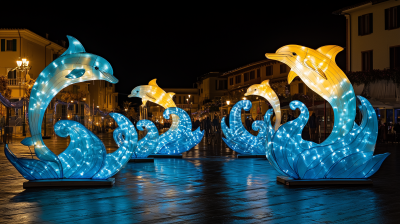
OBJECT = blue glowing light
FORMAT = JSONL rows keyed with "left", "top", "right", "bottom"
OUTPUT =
{"left": 4, "top": 36, "right": 136, "bottom": 181}
{"left": 221, "top": 100, "right": 273, "bottom": 155}
{"left": 269, "top": 96, "right": 389, "bottom": 179}
{"left": 155, "top": 107, "right": 204, "bottom": 155}
{"left": 132, "top": 120, "right": 159, "bottom": 158}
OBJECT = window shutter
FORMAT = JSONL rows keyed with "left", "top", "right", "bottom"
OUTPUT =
{"left": 1, "top": 39, "right": 4, "bottom": 51}
{"left": 385, "top": 8, "right": 389, "bottom": 30}
{"left": 369, "top": 13, "right": 373, "bottom": 33}
{"left": 12, "top": 39, "right": 17, "bottom": 51}
{"left": 358, "top": 16, "right": 362, "bottom": 35}
{"left": 397, "top": 6, "right": 400, "bottom": 28}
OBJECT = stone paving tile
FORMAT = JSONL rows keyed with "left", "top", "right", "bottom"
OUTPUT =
{"left": 0, "top": 133, "right": 399, "bottom": 223}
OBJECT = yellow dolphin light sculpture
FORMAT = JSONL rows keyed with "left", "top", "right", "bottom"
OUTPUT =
{"left": 128, "top": 79, "right": 176, "bottom": 108}
{"left": 265, "top": 45, "right": 356, "bottom": 145}
{"left": 245, "top": 80, "right": 281, "bottom": 131}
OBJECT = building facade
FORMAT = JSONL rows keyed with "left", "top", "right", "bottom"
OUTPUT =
{"left": 220, "top": 59, "right": 320, "bottom": 123}
{"left": 334, "top": 0, "right": 400, "bottom": 124}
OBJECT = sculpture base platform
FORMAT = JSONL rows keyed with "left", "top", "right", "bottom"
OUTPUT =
{"left": 129, "top": 158, "right": 154, "bottom": 163}
{"left": 148, "top": 154, "right": 183, "bottom": 158}
{"left": 237, "top": 154, "right": 266, "bottom": 158}
{"left": 277, "top": 176, "right": 373, "bottom": 186}
{"left": 23, "top": 178, "right": 115, "bottom": 189}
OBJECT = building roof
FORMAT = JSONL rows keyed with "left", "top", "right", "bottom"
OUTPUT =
{"left": 332, "top": 0, "right": 388, "bottom": 15}
{"left": 0, "top": 28, "right": 66, "bottom": 51}
{"left": 221, "top": 59, "right": 278, "bottom": 77}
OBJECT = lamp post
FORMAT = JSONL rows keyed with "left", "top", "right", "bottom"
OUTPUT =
{"left": 13, "top": 58, "right": 30, "bottom": 137}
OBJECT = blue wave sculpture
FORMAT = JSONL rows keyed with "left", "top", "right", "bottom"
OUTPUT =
{"left": 269, "top": 96, "right": 389, "bottom": 179}
{"left": 6, "top": 113, "right": 137, "bottom": 180}
{"left": 131, "top": 120, "right": 159, "bottom": 158}
{"left": 5, "top": 36, "right": 137, "bottom": 181}
{"left": 155, "top": 107, "right": 204, "bottom": 155}
{"left": 221, "top": 100, "right": 272, "bottom": 155}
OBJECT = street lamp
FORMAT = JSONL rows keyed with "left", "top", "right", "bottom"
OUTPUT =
{"left": 226, "top": 100, "right": 230, "bottom": 105}
{"left": 13, "top": 57, "right": 30, "bottom": 72}
{"left": 14, "top": 58, "right": 31, "bottom": 137}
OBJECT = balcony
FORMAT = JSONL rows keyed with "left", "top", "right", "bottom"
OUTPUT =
{"left": 8, "top": 78, "right": 24, "bottom": 86}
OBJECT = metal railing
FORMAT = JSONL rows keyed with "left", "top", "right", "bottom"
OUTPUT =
{"left": 8, "top": 78, "right": 24, "bottom": 86}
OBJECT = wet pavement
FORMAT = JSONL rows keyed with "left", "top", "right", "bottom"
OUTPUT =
{"left": 0, "top": 133, "right": 399, "bottom": 223}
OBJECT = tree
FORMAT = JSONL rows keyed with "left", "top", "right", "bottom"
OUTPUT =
{"left": 0, "top": 76, "right": 11, "bottom": 99}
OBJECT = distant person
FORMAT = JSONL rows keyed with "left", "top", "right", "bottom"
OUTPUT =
{"left": 194, "top": 119, "right": 200, "bottom": 131}
{"left": 213, "top": 116, "right": 219, "bottom": 132}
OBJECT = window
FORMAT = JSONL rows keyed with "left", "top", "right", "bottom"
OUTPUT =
{"left": 390, "top": 46, "right": 400, "bottom": 69}
{"left": 385, "top": 6, "right": 400, "bottom": 30}
{"left": 229, "top": 78, "right": 233, "bottom": 85}
{"left": 73, "top": 85, "right": 79, "bottom": 93}
{"left": 178, "top": 96, "right": 181, "bottom": 104}
{"left": 219, "top": 80, "right": 225, "bottom": 90}
{"left": 244, "top": 73, "right": 249, "bottom": 82}
{"left": 201, "top": 89, "right": 203, "bottom": 93}
{"left": 215, "top": 80, "right": 218, "bottom": 90}
{"left": 358, "top": 13, "right": 373, "bottom": 36}
{"left": 266, "top": 66, "right": 273, "bottom": 76}
{"left": 7, "top": 70, "right": 16, "bottom": 79}
{"left": 257, "top": 69, "right": 260, "bottom": 78}
{"left": 224, "top": 80, "right": 227, "bottom": 89}
{"left": 80, "top": 104, "right": 85, "bottom": 115}
{"left": 280, "top": 64, "right": 287, "bottom": 73}
{"left": 250, "top": 70, "right": 255, "bottom": 79}
{"left": 61, "top": 105, "right": 66, "bottom": 116}
{"left": 115, "top": 96, "right": 118, "bottom": 105}
{"left": 298, "top": 83, "right": 304, "bottom": 94}
{"left": 1, "top": 39, "right": 16, "bottom": 52}
{"left": 235, "top": 75, "right": 241, "bottom": 84}
{"left": 362, "top": 51, "right": 373, "bottom": 71}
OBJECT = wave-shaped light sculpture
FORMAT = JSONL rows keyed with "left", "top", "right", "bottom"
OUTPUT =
{"left": 221, "top": 100, "right": 271, "bottom": 155}
{"left": 265, "top": 44, "right": 389, "bottom": 179}
{"left": 221, "top": 80, "right": 281, "bottom": 155}
{"left": 129, "top": 79, "right": 203, "bottom": 155}
{"left": 156, "top": 107, "right": 204, "bottom": 155}
{"left": 270, "top": 97, "right": 389, "bottom": 179}
{"left": 5, "top": 36, "right": 137, "bottom": 181}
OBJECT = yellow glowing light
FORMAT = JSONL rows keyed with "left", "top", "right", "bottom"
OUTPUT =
{"left": 245, "top": 80, "right": 281, "bottom": 131}
{"left": 265, "top": 45, "right": 356, "bottom": 144}
{"left": 22, "top": 58, "right": 27, "bottom": 64}
{"left": 128, "top": 79, "right": 176, "bottom": 108}
{"left": 17, "top": 60, "right": 22, "bottom": 67}
{"left": 226, "top": 101, "right": 230, "bottom": 105}
{"left": 97, "top": 106, "right": 99, "bottom": 108}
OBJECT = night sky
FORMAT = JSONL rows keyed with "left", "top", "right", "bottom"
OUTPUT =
{"left": 3, "top": 1, "right": 364, "bottom": 106}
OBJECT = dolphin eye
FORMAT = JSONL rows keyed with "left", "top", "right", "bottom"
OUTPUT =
{"left": 136, "top": 91, "right": 139, "bottom": 93}
{"left": 254, "top": 89, "right": 257, "bottom": 91}
{"left": 94, "top": 66, "right": 99, "bottom": 70}
{"left": 292, "top": 52, "right": 297, "bottom": 56}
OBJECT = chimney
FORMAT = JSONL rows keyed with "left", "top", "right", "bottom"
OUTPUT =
{"left": 46, "top": 33, "right": 49, "bottom": 39}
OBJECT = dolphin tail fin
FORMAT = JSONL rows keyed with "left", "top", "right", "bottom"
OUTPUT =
{"left": 21, "top": 137, "right": 33, "bottom": 146}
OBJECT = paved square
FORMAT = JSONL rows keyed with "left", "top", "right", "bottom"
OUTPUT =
{"left": 0, "top": 134, "right": 398, "bottom": 223}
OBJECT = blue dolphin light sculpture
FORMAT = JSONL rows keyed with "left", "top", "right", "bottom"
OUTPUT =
{"left": 5, "top": 36, "right": 137, "bottom": 180}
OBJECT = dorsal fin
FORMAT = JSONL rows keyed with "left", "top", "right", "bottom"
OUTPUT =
{"left": 60, "top": 36, "right": 86, "bottom": 57}
{"left": 167, "top": 92, "right": 175, "bottom": 98}
{"left": 148, "top": 79, "right": 158, "bottom": 86}
{"left": 287, "top": 70, "right": 299, "bottom": 84}
{"left": 261, "top": 80, "right": 270, "bottom": 86}
{"left": 316, "top": 45, "right": 343, "bottom": 62}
